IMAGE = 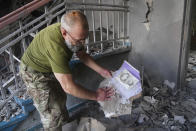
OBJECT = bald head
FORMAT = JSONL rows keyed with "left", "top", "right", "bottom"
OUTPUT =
{"left": 61, "top": 10, "right": 89, "bottom": 31}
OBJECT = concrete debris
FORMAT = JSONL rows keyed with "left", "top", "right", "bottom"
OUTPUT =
{"left": 0, "top": 65, "right": 30, "bottom": 122}
{"left": 153, "top": 87, "right": 159, "bottom": 91}
{"left": 77, "top": 117, "right": 106, "bottom": 131}
{"left": 64, "top": 68, "right": 196, "bottom": 131}
{"left": 0, "top": 99, "right": 22, "bottom": 121}
{"left": 62, "top": 117, "right": 106, "bottom": 131}
{"left": 164, "top": 80, "right": 175, "bottom": 90}
{"left": 170, "top": 126, "right": 181, "bottom": 131}
{"left": 143, "top": 96, "right": 158, "bottom": 104}
{"left": 98, "top": 79, "right": 132, "bottom": 118}
{"left": 137, "top": 113, "right": 149, "bottom": 123}
{"left": 187, "top": 51, "right": 196, "bottom": 85}
{"left": 174, "top": 115, "right": 186, "bottom": 124}
{"left": 162, "top": 114, "right": 169, "bottom": 125}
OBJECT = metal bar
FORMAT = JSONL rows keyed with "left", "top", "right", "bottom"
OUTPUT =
{"left": 19, "top": 20, "right": 27, "bottom": 52}
{"left": 83, "top": 0, "right": 90, "bottom": 54}
{"left": 3, "top": 73, "right": 19, "bottom": 88}
{"left": 57, "top": 16, "right": 60, "bottom": 22}
{"left": 0, "top": 0, "right": 52, "bottom": 29}
{"left": 112, "top": 0, "right": 115, "bottom": 49}
{"left": 123, "top": 1, "right": 125, "bottom": 46}
{"left": 66, "top": 7, "right": 128, "bottom": 12}
{"left": 9, "top": 48, "right": 19, "bottom": 90}
{"left": 99, "top": 0, "right": 103, "bottom": 52}
{"left": 65, "top": 2, "right": 129, "bottom": 8}
{"left": 87, "top": 37, "right": 129, "bottom": 46}
{"left": 0, "top": 4, "right": 127, "bottom": 46}
{"left": 106, "top": 12, "right": 109, "bottom": 40}
{"left": 0, "top": 1, "right": 65, "bottom": 45}
{"left": 44, "top": 5, "right": 49, "bottom": 26}
{"left": 118, "top": 12, "right": 120, "bottom": 38}
{"left": 0, "top": 8, "right": 66, "bottom": 54}
{"left": 92, "top": 11, "right": 96, "bottom": 42}
{"left": 83, "top": 0, "right": 86, "bottom": 15}
{"left": 90, "top": 44, "right": 131, "bottom": 57}
{"left": 5, "top": 50, "right": 21, "bottom": 63}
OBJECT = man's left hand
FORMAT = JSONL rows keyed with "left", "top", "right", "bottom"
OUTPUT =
{"left": 99, "top": 69, "right": 112, "bottom": 79}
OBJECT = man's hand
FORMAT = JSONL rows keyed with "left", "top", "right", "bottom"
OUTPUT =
{"left": 99, "top": 69, "right": 112, "bottom": 79}
{"left": 96, "top": 87, "right": 115, "bottom": 101}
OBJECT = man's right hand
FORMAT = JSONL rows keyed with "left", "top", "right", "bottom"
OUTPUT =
{"left": 96, "top": 87, "right": 115, "bottom": 101}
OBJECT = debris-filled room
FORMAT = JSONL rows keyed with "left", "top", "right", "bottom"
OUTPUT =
{"left": 0, "top": 0, "right": 195, "bottom": 131}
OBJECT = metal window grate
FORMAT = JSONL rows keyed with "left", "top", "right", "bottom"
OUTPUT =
{"left": 0, "top": 0, "right": 131, "bottom": 120}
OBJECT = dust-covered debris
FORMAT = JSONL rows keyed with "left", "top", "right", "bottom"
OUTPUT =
{"left": 0, "top": 63, "right": 30, "bottom": 122}
{"left": 98, "top": 79, "right": 132, "bottom": 118}
{"left": 0, "top": 98, "right": 22, "bottom": 122}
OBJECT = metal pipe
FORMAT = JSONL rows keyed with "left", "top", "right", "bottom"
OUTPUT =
{"left": 92, "top": 11, "right": 96, "bottom": 42}
{"left": 123, "top": 1, "right": 125, "bottom": 46}
{"left": 0, "top": 1, "right": 64, "bottom": 42}
{"left": 45, "top": 5, "right": 49, "bottom": 26}
{"left": 106, "top": 12, "right": 109, "bottom": 40}
{"left": 19, "top": 20, "right": 27, "bottom": 52}
{"left": 112, "top": 0, "right": 115, "bottom": 49}
{"left": 3, "top": 74, "right": 19, "bottom": 88}
{"left": 83, "top": 0, "right": 89, "bottom": 54}
{"left": 57, "top": 16, "right": 60, "bottom": 22}
{"left": 9, "top": 48, "right": 19, "bottom": 90}
{"left": 66, "top": 7, "right": 128, "bottom": 12}
{"left": 0, "top": 2, "right": 63, "bottom": 45}
{"left": 0, "top": 8, "right": 66, "bottom": 54}
{"left": 0, "top": 3, "right": 127, "bottom": 46}
{"left": 5, "top": 50, "right": 21, "bottom": 63}
{"left": 0, "top": 0, "right": 52, "bottom": 29}
{"left": 118, "top": 12, "right": 120, "bottom": 38}
{"left": 99, "top": 0, "right": 103, "bottom": 52}
{"left": 65, "top": 2, "right": 129, "bottom": 8}
{"left": 83, "top": 0, "right": 86, "bottom": 15}
{"left": 87, "top": 37, "right": 129, "bottom": 46}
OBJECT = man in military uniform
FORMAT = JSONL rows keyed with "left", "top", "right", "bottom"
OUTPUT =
{"left": 20, "top": 10, "right": 113, "bottom": 130}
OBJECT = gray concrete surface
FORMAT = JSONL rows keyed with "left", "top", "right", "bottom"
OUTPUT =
{"left": 128, "top": 0, "right": 185, "bottom": 85}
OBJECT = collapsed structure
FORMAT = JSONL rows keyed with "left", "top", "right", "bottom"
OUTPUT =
{"left": 0, "top": 0, "right": 195, "bottom": 130}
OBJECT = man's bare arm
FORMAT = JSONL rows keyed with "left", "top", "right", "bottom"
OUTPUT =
{"left": 54, "top": 73, "right": 97, "bottom": 100}
{"left": 54, "top": 73, "right": 114, "bottom": 101}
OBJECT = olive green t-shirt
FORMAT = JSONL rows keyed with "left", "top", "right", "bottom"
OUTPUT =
{"left": 21, "top": 23, "right": 73, "bottom": 74}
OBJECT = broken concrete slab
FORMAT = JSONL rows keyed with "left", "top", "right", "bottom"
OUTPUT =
{"left": 143, "top": 96, "right": 158, "bottom": 105}
{"left": 77, "top": 117, "right": 106, "bottom": 131}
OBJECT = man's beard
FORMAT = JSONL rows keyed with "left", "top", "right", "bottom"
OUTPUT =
{"left": 65, "top": 39, "right": 83, "bottom": 53}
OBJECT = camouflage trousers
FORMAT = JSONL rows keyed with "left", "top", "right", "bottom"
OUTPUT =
{"left": 19, "top": 62, "right": 69, "bottom": 131}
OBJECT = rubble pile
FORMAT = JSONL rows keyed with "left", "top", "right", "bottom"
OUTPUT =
{"left": 71, "top": 80, "right": 196, "bottom": 131}
{"left": 186, "top": 51, "right": 196, "bottom": 99}
{"left": 187, "top": 51, "right": 196, "bottom": 82}
{"left": 0, "top": 99, "right": 22, "bottom": 122}
{"left": 130, "top": 83, "right": 196, "bottom": 131}
{"left": 0, "top": 65, "right": 30, "bottom": 122}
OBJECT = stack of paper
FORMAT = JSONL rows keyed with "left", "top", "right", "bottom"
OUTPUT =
{"left": 111, "top": 61, "right": 142, "bottom": 99}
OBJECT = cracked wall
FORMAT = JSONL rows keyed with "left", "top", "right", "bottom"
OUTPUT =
{"left": 128, "top": 0, "right": 185, "bottom": 85}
